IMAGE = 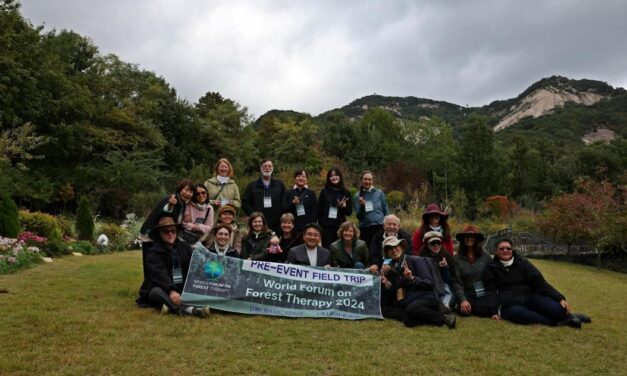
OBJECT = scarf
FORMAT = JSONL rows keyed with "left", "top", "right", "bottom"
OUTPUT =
{"left": 217, "top": 175, "right": 229, "bottom": 184}
{"left": 500, "top": 257, "right": 514, "bottom": 267}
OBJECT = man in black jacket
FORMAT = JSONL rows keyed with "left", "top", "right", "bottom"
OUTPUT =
{"left": 369, "top": 214, "right": 413, "bottom": 272}
{"left": 242, "top": 159, "right": 286, "bottom": 233}
{"left": 136, "top": 215, "right": 210, "bottom": 317}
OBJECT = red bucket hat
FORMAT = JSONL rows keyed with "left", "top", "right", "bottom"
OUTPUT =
{"left": 422, "top": 203, "right": 449, "bottom": 223}
{"left": 455, "top": 225, "right": 485, "bottom": 242}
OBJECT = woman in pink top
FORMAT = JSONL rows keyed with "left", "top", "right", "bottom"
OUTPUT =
{"left": 181, "top": 183, "right": 214, "bottom": 245}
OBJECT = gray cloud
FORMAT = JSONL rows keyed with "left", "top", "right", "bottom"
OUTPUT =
{"left": 20, "top": 0, "right": 627, "bottom": 117}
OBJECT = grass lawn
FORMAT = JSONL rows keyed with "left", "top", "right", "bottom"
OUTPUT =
{"left": 1, "top": 252, "right": 626, "bottom": 376}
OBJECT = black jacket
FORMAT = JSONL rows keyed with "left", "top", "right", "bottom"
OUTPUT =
{"left": 241, "top": 231, "right": 273, "bottom": 261}
{"left": 242, "top": 177, "right": 286, "bottom": 232}
{"left": 316, "top": 187, "right": 352, "bottom": 227}
{"left": 385, "top": 255, "right": 439, "bottom": 306}
{"left": 140, "top": 195, "right": 186, "bottom": 238}
{"left": 369, "top": 229, "right": 413, "bottom": 268}
{"left": 137, "top": 239, "right": 193, "bottom": 304}
{"left": 282, "top": 187, "right": 318, "bottom": 232}
{"left": 483, "top": 252, "right": 565, "bottom": 314}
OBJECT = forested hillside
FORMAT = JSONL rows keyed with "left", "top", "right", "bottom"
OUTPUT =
{"left": 1, "top": 0, "right": 625, "bottom": 221}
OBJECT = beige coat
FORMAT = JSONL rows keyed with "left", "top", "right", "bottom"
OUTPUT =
{"left": 204, "top": 177, "right": 241, "bottom": 209}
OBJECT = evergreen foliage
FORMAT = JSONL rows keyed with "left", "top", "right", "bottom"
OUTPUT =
{"left": 75, "top": 196, "right": 94, "bottom": 241}
{"left": 0, "top": 194, "right": 20, "bottom": 237}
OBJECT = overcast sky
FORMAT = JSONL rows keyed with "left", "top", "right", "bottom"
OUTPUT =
{"left": 20, "top": 0, "right": 627, "bottom": 118}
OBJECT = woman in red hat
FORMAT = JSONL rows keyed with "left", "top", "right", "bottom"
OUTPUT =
{"left": 411, "top": 204, "right": 454, "bottom": 256}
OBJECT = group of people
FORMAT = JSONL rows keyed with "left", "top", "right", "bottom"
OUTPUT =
{"left": 135, "top": 158, "right": 590, "bottom": 329}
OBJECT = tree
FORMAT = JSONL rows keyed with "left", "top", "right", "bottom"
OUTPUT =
{"left": 75, "top": 196, "right": 94, "bottom": 241}
{"left": 538, "top": 180, "right": 625, "bottom": 267}
{"left": 457, "top": 115, "right": 500, "bottom": 218}
{"left": 0, "top": 194, "right": 20, "bottom": 237}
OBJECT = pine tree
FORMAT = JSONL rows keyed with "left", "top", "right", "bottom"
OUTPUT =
{"left": 0, "top": 194, "right": 21, "bottom": 238}
{"left": 75, "top": 196, "right": 94, "bottom": 241}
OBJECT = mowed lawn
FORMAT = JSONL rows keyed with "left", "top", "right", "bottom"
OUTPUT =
{"left": 1, "top": 252, "right": 626, "bottom": 376}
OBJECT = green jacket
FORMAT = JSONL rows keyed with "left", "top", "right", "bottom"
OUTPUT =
{"left": 204, "top": 177, "right": 241, "bottom": 209}
{"left": 329, "top": 239, "right": 370, "bottom": 268}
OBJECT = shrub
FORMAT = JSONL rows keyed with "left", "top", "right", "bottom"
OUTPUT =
{"left": 97, "top": 222, "right": 129, "bottom": 251}
{"left": 386, "top": 190, "right": 406, "bottom": 210}
{"left": 41, "top": 239, "right": 72, "bottom": 258}
{"left": 0, "top": 194, "right": 20, "bottom": 238}
{"left": 56, "top": 216, "right": 75, "bottom": 238}
{"left": 75, "top": 196, "right": 94, "bottom": 241}
{"left": 19, "top": 210, "right": 63, "bottom": 240}
{"left": 0, "top": 236, "right": 42, "bottom": 274}
{"left": 70, "top": 240, "right": 99, "bottom": 255}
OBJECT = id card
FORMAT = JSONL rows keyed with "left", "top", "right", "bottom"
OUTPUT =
{"left": 328, "top": 207, "right": 338, "bottom": 219}
{"left": 263, "top": 196, "right": 272, "bottom": 208}
{"left": 221, "top": 199, "right": 230, "bottom": 206}
{"left": 364, "top": 201, "right": 374, "bottom": 212}
{"left": 173, "top": 267, "right": 183, "bottom": 285}
{"left": 296, "top": 204, "right": 306, "bottom": 216}
{"left": 473, "top": 281, "right": 486, "bottom": 297}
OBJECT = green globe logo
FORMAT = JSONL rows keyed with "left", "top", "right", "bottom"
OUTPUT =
{"left": 204, "top": 261, "right": 224, "bottom": 281}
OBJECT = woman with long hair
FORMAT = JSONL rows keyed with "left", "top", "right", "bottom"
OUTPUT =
{"left": 411, "top": 204, "right": 453, "bottom": 256}
{"left": 451, "top": 225, "right": 492, "bottom": 317}
{"left": 241, "top": 212, "right": 273, "bottom": 261}
{"left": 317, "top": 167, "right": 352, "bottom": 248}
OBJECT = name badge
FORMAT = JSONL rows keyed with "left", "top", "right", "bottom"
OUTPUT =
{"left": 328, "top": 207, "right": 338, "bottom": 219}
{"left": 365, "top": 201, "right": 374, "bottom": 212}
{"left": 296, "top": 204, "right": 306, "bottom": 216}
{"left": 263, "top": 197, "right": 272, "bottom": 208}
{"left": 473, "top": 281, "right": 486, "bottom": 297}
{"left": 221, "top": 199, "right": 230, "bottom": 206}
{"left": 173, "top": 267, "right": 183, "bottom": 285}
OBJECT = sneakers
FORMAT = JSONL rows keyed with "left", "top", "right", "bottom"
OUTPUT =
{"left": 444, "top": 313, "right": 456, "bottom": 329}
{"left": 160, "top": 304, "right": 170, "bottom": 315}
{"left": 191, "top": 306, "right": 211, "bottom": 318}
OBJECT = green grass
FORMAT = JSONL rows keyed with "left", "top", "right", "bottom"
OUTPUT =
{"left": 1, "top": 252, "right": 626, "bottom": 375}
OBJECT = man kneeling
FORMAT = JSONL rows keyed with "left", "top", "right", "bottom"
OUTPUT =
{"left": 136, "top": 215, "right": 210, "bottom": 317}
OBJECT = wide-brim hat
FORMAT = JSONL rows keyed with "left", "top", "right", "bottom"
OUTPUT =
{"left": 455, "top": 224, "right": 485, "bottom": 242}
{"left": 149, "top": 216, "right": 183, "bottom": 239}
{"left": 422, "top": 203, "right": 448, "bottom": 222}
{"left": 218, "top": 204, "right": 237, "bottom": 216}
{"left": 382, "top": 236, "right": 407, "bottom": 254}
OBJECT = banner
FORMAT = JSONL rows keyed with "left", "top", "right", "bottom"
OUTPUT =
{"left": 181, "top": 245, "right": 383, "bottom": 320}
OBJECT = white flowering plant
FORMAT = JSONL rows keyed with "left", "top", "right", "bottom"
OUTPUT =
{"left": 0, "top": 236, "right": 42, "bottom": 274}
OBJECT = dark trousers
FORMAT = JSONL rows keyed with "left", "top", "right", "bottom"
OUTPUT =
{"left": 458, "top": 295, "right": 493, "bottom": 318}
{"left": 148, "top": 287, "right": 187, "bottom": 314}
{"left": 382, "top": 300, "right": 445, "bottom": 327}
{"left": 501, "top": 294, "right": 568, "bottom": 326}
{"left": 360, "top": 224, "right": 383, "bottom": 250}
{"left": 321, "top": 225, "right": 339, "bottom": 249}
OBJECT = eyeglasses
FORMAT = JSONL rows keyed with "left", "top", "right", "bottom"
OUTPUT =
{"left": 429, "top": 241, "right": 442, "bottom": 246}
{"left": 305, "top": 232, "right": 320, "bottom": 238}
{"left": 195, "top": 191, "right": 207, "bottom": 196}
{"left": 160, "top": 229, "right": 177, "bottom": 235}
{"left": 497, "top": 246, "right": 513, "bottom": 251}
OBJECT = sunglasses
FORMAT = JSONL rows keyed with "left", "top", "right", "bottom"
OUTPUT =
{"left": 497, "top": 246, "right": 513, "bottom": 251}
{"left": 195, "top": 191, "right": 207, "bottom": 196}
{"left": 160, "top": 229, "right": 177, "bottom": 235}
{"left": 429, "top": 241, "right": 442, "bottom": 246}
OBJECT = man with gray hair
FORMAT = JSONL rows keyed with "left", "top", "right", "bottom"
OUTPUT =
{"left": 241, "top": 159, "right": 286, "bottom": 234}
{"left": 369, "top": 214, "right": 413, "bottom": 272}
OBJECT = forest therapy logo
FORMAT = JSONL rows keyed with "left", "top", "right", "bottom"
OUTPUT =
{"left": 203, "top": 261, "right": 224, "bottom": 281}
